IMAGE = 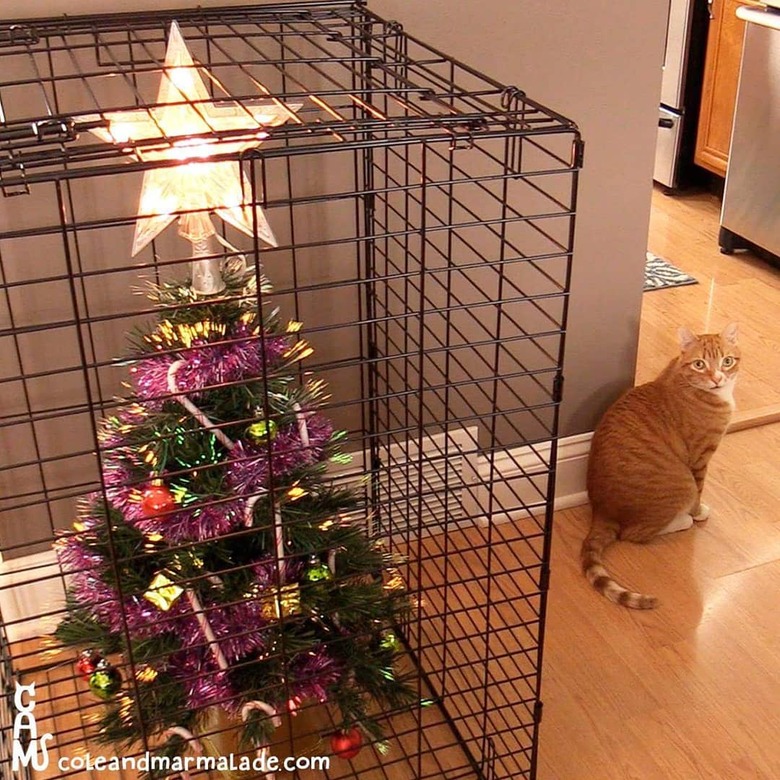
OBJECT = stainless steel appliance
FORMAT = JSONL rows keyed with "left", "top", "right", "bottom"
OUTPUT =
{"left": 720, "top": 7, "right": 780, "bottom": 259}
{"left": 653, "top": 0, "right": 707, "bottom": 190}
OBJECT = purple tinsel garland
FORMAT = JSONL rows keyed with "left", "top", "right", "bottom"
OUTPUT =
{"left": 170, "top": 652, "right": 235, "bottom": 712}
{"left": 59, "top": 316, "right": 348, "bottom": 717}
{"left": 169, "top": 643, "right": 341, "bottom": 714}
{"left": 59, "top": 530, "right": 269, "bottom": 656}
{"left": 289, "top": 646, "right": 342, "bottom": 703}
{"left": 130, "top": 322, "right": 288, "bottom": 408}
{"left": 227, "top": 416, "right": 333, "bottom": 498}
{"left": 96, "top": 414, "right": 332, "bottom": 543}
{"left": 58, "top": 531, "right": 187, "bottom": 637}
{"left": 60, "top": 522, "right": 344, "bottom": 713}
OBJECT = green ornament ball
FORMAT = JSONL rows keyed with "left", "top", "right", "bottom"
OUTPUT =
{"left": 303, "top": 557, "right": 334, "bottom": 584}
{"left": 247, "top": 419, "right": 278, "bottom": 444}
{"left": 379, "top": 630, "right": 401, "bottom": 653}
{"left": 88, "top": 660, "right": 122, "bottom": 700}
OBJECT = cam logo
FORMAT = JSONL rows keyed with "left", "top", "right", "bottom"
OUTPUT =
{"left": 12, "top": 682, "right": 53, "bottom": 771}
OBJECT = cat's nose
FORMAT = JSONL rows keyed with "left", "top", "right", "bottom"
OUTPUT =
{"left": 712, "top": 370, "right": 725, "bottom": 387}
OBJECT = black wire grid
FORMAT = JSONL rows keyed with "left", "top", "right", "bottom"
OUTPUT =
{"left": 0, "top": 2, "right": 581, "bottom": 778}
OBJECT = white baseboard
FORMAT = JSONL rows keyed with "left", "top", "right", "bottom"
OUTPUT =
{"left": 551, "top": 431, "right": 592, "bottom": 510}
{"left": 0, "top": 432, "right": 592, "bottom": 643}
{"left": 470, "top": 431, "right": 591, "bottom": 524}
{"left": 0, "top": 550, "right": 64, "bottom": 644}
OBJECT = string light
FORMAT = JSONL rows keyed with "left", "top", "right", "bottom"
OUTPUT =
{"left": 282, "top": 340, "right": 314, "bottom": 362}
{"left": 145, "top": 319, "right": 231, "bottom": 351}
{"left": 136, "top": 666, "right": 159, "bottom": 683}
{"left": 287, "top": 485, "right": 306, "bottom": 501}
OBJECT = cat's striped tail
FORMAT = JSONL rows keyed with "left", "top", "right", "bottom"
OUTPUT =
{"left": 581, "top": 516, "right": 658, "bottom": 610}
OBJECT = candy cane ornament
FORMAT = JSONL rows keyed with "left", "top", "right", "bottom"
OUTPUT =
{"left": 243, "top": 494, "right": 287, "bottom": 583}
{"left": 292, "top": 402, "right": 310, "bottom": 449}
{"left": 168, "top": 361, "right": 235, "bottom": 450}
{"left": 241, "top": 700, "right": 282, "bottom": 780}
{"left": 274, "top": 507, "right": 287, "bottom": 582}
{"left": 186, "top": 589, "right": 229, "bottom": 671}
{"left": 167, "top": 360, "right": 287, "bottom": 581}
{"left": 163, "top": 726, "right": 203, "bottom": 780}
{"left": 149, "top": 362, "right": 234, "bottom": 672}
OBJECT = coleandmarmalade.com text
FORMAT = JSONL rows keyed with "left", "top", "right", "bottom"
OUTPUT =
{"left": 57, "top": 752, "right": 331, "bottom": 773}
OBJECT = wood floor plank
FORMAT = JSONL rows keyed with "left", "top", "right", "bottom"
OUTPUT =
{"left": 539, "top": 424, "right": 780, "bottom": 779}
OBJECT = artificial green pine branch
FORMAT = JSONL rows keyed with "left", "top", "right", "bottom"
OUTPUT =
{"left": 54, "top": 594, "right": 122, "bottom": 654}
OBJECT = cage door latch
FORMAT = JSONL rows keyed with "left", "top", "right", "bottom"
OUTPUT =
{"left": 553, "top": 373, "right": 564, "bottom": 404}
{"left": 0, "top": 24, "right": 39, "bottom": 47}
{"left": 448, "top": 117, "right": 488, "bottom": 151}
{"left": 0, "top": 157, "right": 29, "bottom": 197}
{"left": 572, "top": 137, "right": 585, "bottom": 168}
{"left": 0, "top": 118, "right": 79, "bottom": 195}
{"left": 30, "top": 118, "right": 78, "bottom": 144}
{"left": 539, "top": 563, "right": 551, "bottom": 594}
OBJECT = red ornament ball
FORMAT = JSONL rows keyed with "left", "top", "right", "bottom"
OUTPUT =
{"left": 75, "top": 650, "right": 100, "bottom": 679}
{"left": 140, "top": 484, "right": 176, "bottom": 518}
{"left": 331, "top": 728, "right": 363, "bottom": 760}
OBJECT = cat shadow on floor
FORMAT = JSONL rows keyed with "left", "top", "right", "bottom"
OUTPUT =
{"left": 605, "top": 519, "right": 706, "bottom": 643}
{"left": 554, "top": 506, "right": 705, "bottom": 636}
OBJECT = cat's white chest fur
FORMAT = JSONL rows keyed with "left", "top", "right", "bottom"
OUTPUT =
{"left": 710, "top": 377, "right": 737, "bottom": 409}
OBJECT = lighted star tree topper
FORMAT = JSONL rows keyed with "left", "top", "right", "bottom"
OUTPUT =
{"left": 86, "top": 21, "right": 302, "bottom": 294}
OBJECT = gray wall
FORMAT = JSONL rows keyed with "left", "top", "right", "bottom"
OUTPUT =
{"left": 370, "top": 0, "right": 668, "bottom": 436}
{"left": 2, "top": 1, "right": 668, "bottom": 437}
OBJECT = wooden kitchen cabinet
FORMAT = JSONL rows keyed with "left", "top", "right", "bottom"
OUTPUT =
{"left": 694, "top": 0, "right": 760, "bottom": 176}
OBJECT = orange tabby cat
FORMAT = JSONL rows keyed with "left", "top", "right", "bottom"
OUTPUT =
{"left": 582, "top": 322, "right": 740, "bottom": 609}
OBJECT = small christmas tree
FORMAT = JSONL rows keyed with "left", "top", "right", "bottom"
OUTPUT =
{"left": 55, "top": 264, "right": 414, "bottom": 765}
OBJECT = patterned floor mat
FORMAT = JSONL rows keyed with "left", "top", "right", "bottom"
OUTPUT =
{"left": 644, "top": 252, "right": 698, "bottom": 291}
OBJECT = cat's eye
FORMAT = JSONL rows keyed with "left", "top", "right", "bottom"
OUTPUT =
{"left": 691, "top": 359, "right": 707, "bottom": 370}
{"left": 722, "top": 356, "right": 736, "bottom": 368}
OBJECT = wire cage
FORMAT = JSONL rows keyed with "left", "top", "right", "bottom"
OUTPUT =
{"left": 0, "top": 2, "right": 581, "bottom": 778}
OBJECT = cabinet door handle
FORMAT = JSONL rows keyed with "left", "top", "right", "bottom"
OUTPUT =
{"left": 707, "top": 0, "right": 714, "bottom": 20}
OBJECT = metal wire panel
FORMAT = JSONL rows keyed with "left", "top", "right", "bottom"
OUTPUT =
{"left": 0, "top": 3, "right": 581, "bottom": 778}
{"left": 0, "top": 3, "right": 575, "bottom": 189}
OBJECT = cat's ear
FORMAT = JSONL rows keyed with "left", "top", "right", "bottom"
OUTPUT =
{"left": 677, "top": 326, "right": 698, "bottom": 351}
{"left": 721, "top": 321, "right": 739, "bottom": 345}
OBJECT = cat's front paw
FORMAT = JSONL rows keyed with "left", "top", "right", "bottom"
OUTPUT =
{"left": 692, "top": 503, "right": 711, "bottom": 522}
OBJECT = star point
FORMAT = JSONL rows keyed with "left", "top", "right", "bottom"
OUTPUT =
{"left": 85, "top": 21, "right": 302, "bottom": 256}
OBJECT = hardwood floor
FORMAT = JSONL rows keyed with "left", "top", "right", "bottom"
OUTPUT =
{"left": 538, "top": 183, "right": 780, "bottom": 779}
{"left": 20, "top": 417, "right": 780, "bottom": 780}
{"left": 638, "top": 185, "right": 780, "bottom": 417}
{"left": 13, "top": 436, "right": 780, "bottom": 779}
{"left": 539, "top": 422, "right": 780, "bottom": 780}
